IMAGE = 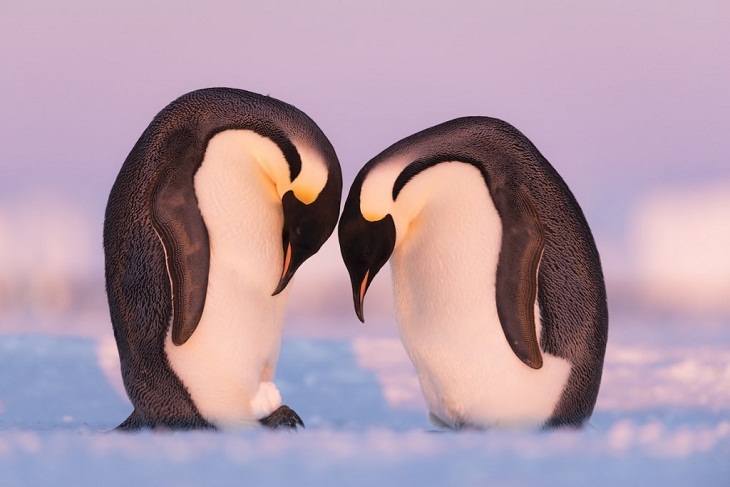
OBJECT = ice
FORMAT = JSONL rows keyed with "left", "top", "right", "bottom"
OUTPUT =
{"left": 0, "top": 318, "right": 728, "bottom": 486}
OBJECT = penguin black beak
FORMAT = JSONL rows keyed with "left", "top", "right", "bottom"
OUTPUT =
{"left": 273, "top": 242, "right": 296, "bottom": 296}
{"left": 353, "top": 269, "right": 370, "bottom": 323}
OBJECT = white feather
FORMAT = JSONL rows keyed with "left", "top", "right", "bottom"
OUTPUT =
{"left": 163, "top": 130, "right": 316, "bottom": 428}
{"left": 366, "top": 161, "right": 572, "bottom": 428}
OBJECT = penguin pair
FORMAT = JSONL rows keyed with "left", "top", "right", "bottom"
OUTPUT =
{"left": 105, "top": 88, "right": 607, "bottom": 431}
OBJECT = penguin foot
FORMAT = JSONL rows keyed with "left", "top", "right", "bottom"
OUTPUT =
{"left": 259, "top": 405, "right": 305, "bottom": 430}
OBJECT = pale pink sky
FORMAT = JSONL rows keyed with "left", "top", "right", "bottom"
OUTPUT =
{"left": 0, "top": 1, "right": 729, "bottom": 304}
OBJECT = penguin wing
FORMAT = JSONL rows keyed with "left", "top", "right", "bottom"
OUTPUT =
{"left": 493, "top": 185, "right": 544, "bottom": 369}
{"left": 152, "top": 170, "right": 210, "bottom": 346}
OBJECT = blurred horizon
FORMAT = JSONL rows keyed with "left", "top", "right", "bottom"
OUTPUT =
{"left": 1, "top": 1, "right": 729, "bottom": 336}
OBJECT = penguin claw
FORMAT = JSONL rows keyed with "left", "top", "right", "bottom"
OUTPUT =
{"left": 259, "top": 405, "right": 305, "bottom": 430}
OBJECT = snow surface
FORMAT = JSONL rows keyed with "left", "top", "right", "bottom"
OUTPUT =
{"left": 0, "top": 317, "right": 728, "bottom": 486}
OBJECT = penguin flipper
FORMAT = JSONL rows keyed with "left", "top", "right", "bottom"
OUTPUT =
{"left": 152, "top": 168, "right": 210, "bottom": 346}
{"left": 494, "top": 185, "right": 544, "bottom": 369}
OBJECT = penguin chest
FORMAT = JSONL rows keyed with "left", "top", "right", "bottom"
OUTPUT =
{"left": 164, "top": 132, "right": 287, "bottom": 428}
{"left": 390, "top": 167, "right": 572, "bottom": 428}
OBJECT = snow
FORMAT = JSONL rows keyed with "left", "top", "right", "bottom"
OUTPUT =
{"left": 1, "top": 318, "right": 728, "bottom": 486}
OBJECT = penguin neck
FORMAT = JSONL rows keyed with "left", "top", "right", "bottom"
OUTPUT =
{"left": 359, "top": 156, "right": 421, "bottom": 246}
{"left": 390, "top": 161, "right": 484, "bottom": 249}
{"left": 287, "top": 140, "right": 329, "bottom": 204}
{"left": 247, "top": 131, "right": 328, "bottom": 205}
{"left": 389, "top": 161, "right": 501, "bottom": 324}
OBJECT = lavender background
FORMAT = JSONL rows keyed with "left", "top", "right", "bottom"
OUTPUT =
{"left": 1, "top": 2, "right": 728, "bottom": 485}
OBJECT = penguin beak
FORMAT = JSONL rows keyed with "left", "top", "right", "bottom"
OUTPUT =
{"left": 273, "top": 241, "right": 295, "bottom": 296}
{"left": 353, "top": 269, "right": 370, "bottom": 323}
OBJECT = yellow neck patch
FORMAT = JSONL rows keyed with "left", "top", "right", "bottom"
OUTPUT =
{"left": 290, "top": 181, "right": 319, "bottom": 205}
{"left": 287, "top": 140, "right": 328, "bottom": 204}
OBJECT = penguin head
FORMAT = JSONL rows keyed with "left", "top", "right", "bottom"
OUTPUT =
{"left": 273, "top": 178, "right": 341, "bottom": 296}
{"left": 338, "top": 191, "right": 396, "bottom": 322}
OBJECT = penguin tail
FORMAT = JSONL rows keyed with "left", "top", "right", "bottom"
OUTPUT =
{"left": 116, "top": 409, "right": 144, "bottom": 431}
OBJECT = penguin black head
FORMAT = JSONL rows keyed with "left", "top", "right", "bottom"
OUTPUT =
{"left": 338, "top": 193, "right": 396, "bottom": 322}
{"left": 273, "top": 185, "right": 341, "bottom": 295}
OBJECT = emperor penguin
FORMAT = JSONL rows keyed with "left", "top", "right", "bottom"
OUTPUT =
{"left": 338, "top": 117, "right": 608, "bottom": 429}
{"left": 104, "top": 88, "right": 342, "bottom": 430}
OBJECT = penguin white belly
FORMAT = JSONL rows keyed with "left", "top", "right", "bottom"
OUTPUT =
{"left": 390, "top": 163, "right": 572, "bottom": 428}
{"left": 164, "top": 131, "right": 287, "bottom": 428}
